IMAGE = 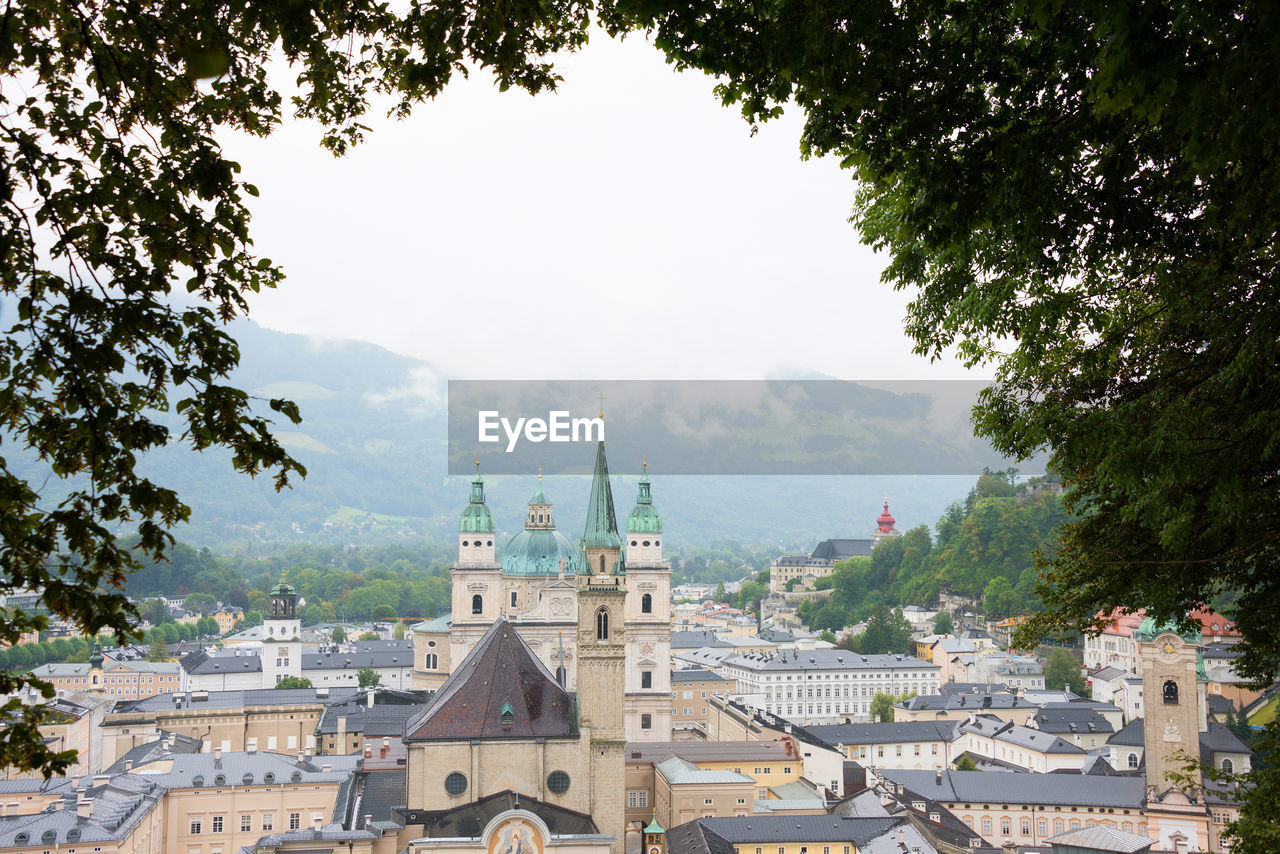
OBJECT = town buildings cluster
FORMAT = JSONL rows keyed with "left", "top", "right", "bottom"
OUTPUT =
{"left": 0, "top": 440, "right": 1261, "bottom": 854}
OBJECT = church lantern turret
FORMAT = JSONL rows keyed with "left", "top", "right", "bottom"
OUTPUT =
{"left": 459, "top": 458, "right": 496, "bottom": 564}
{"left": 626, "top": 458, "right": 663, "bottom": 564}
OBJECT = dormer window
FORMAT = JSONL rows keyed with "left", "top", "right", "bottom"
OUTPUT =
{"left": 501, "top": 701, "right": 515, "bottom": 731}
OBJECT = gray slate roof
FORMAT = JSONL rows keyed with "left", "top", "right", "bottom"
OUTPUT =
{"left": 806, "top": 721, "right": 956, "bottom": 746}
{"left": 112, "top": 686, "right": 359, "bottom": 713}
{"left": 726, "top": 649, "right": 936, "bottom": 673}
{"left": 656, "top": 756, "right": 754, "bottom": 785}
{"left": 880, "top": 769, "right": 1147, "bottom": 808}
{"left": 672, "top": 667, "right": 732, "bottom": 683}
{"left": 681, "top": 816, "right": 899, "bottom": 846}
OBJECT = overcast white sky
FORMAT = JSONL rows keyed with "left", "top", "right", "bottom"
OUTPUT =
{"left": 226, "top": 33, "right": 977, "bottom": 383}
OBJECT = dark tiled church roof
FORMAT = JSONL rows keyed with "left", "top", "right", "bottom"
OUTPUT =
{"left": 404, "top": 619, "right": 577, "bottom": 741}
{"left": 404, "top": 791, "right": 599, "bottom": 838}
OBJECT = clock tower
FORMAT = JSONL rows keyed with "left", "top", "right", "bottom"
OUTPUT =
{"left": 643, "top": 814, "right": 665, "bottom": 854}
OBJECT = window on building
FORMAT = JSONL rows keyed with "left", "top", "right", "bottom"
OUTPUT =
{"left": 1163, "top": 679, "right": 1179, "bottom": 704}
{"left": 1038, "top": 819, "right": 1047, "bottom": 836}
{"left": 471, "top": 594, "right": 483, "bottom": 615}
{"left": 190, "top": 820, "right": 202, "bottom": 834}
{"left": 262, "top": 815, "right": 274, "bottom": 831}
{"left": 642, "top": 594, "right": 652, "bottom": 613}
{"left": 212, "top": 816, "right": 223, "bottom": 833}
{"left": 240, "top": 815, "right": 252, "bottom": 833}
{"left": 425, "top": 653, "right": 438, "bottom": 670}
{"left": 511, "top": 591, "right": 517, "bottom": 608}
{"left": 596, "top": 608, "right": 609, "bottom": 641}
{"left": 628, "top": 791, "right": 649, "bottom": 808}
{"left": 981, "top": 818, "right": 991, "bottom": 834}
{"left": 1021, "top": 819, "right": 1030, "bottom": 835}
{"left": 289, "top": 813, "right": 300, "bottom": 830}
{"left": 1128, "top": 753, "right": 1139, "bottom": 768}
{"left": 642, "top": 671, "right": 652, "bottom": 689}
{"left": 641, "top": 714, "right": 652, "bottom": 729}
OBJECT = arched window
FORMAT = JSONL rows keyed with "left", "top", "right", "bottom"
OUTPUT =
{"left": 1164, "top": 679, "right": 1179, "bottom": 704}
{"left": 1223, "top": 758, "right": 1234, "bottom": 774}
{"left": 596, "top": 607, "right": 609, "bottom": 641}
{"left": 511, "top": 591, "right": 518, "bottom": 608}
{"left": 1128, "top": 753, "right": 1139, "bottom": 769}
{"left": 641, "top": 594, "right": 652, "bottom": 614}
{"left": 425, "top": 653, "right": 438, "bottom": 670}
{"left": 599, "top": 554, "right": 606, "bottom": 574}
{"left": 472, "top": 594, "right": 483, "bottom": 615}
{"left": 555, "top": 665, "right": 566, "bottom": 687}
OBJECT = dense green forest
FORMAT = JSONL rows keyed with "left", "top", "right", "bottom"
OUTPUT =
{"left": 123, "top": 540, "right": 456, "bottom": 626}
{"left": 799, "top": 471, "right": 1069, "bottom": 633}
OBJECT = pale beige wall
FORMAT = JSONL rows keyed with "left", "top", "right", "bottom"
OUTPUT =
{"left": 162, "top": 781, "right": 341, "bottom": 854}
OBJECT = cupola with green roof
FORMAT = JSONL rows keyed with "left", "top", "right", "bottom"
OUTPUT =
{"left": 500, "top": 475, "right": 581, "bottom": 577}
{"left": 626, "top": 459, "right": 664, "bottom": 564}
{"left": 458, "top": 458, "right": 497, "bottom": 564}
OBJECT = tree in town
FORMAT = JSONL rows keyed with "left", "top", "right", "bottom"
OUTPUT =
{"left": 274, "top": 676, "right": 313, "bottom": 690}
{"left": 1043, "top": 647, "right": 1086, "bottom": 695}
{"left": 330, "top": 626, "right": 347, "bottom": 644}
{"left": 392, "top": 622, "right": 406, "bottom": 641}
{"left": 954, "top": 754, "right": 979, "bottom": 772}
{"left": 933, "top": 611, "right": 954, "bottom": 636}
{"left": 357, "top": 667, "right": 381, "bottom": 688}
{"left": 147, "top": 641, "right": 170, "bottom": 662}
{"left": 869, "top": 692, "right": 898, "bottom": 724}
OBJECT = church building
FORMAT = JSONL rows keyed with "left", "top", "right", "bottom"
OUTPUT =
{"left": 412, "top": 440, "right": 673, "bottom": 742}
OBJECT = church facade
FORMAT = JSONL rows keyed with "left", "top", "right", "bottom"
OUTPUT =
{"left": 413, "top": 440, "right": 673, "bottom": 742}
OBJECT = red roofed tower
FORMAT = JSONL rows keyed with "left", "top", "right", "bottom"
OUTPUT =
{"left": 872, "top": 498, "right": 901, "bottom": 546}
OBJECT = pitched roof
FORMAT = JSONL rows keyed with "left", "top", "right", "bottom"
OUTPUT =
{"left": 880, "top": 768, "right": 1146, "bottom": 808}
{"left": 404, "top": 790, "right": 600, "bottom": 839}
{"left": 806, "top": 721, "right": 955, "bottom": 747}
{"left": 681, "top": 816, "right": 899, "bottom": 847}
{"left": 1044, "top": 824, "right": 1154, "bottom": 852}
{"left": 672, "top": 668, "right": 732, "bottom": 683}
{"left": 405, "top": 619, "right": 576, "bottom": 741}
{"left": 811, "top": 539, "right": 874, "bottom": 561}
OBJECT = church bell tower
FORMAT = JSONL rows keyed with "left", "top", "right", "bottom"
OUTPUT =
{"left": 576, "top": 438, "right": 626, "bottom": 854}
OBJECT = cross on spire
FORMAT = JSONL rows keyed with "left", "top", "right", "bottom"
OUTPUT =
{"left": 597, "top": 391, "right": 606, "bottom": 419}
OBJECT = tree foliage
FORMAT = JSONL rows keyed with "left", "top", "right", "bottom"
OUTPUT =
{"left": 357, "top": 667, "right": 381, "bottom": 688}
{"left": 274, "top": 676, "right": 312, "bottom": 690}
{"left": 1043, "top": 647, "right": 1086, "bottom": 694}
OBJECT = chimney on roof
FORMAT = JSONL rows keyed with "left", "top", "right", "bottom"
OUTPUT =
{"left": 363, "top": 814, "right": 372, "bottom": 829}
{"left": 936, "top": 768, "right": 943, "bottom": 784}
{"left": 213, "top": 746, "right": 221, "bottom": 761}
{"left": 367, "top": 688, "right": 376, "bottom": 708}
{"left": 313, "top": 815, "right": 324, "bottom": 831}
{"left": 76, "top": 796, "right": 93, "bottom": 818}
{"left": 322, "top": 763, "right": 332, "bottom": 772}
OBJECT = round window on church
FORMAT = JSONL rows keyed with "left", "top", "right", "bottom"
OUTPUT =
{"left": 631, "top": 540, "right": 637, "bottom": 547}
{"left": 654, "top": 540, "right": 660, "bottom": 547}
{"left": 643, "top": 541, "right": 651, "bottom": 547}
{"left": 445, "top": 772, "right": 468, "bottom": 796}
{"left": 462, "top": 540, "right": 469, "bottom": 547}
{"left": 547, "top": 770, "right": 571, "bottom": 794}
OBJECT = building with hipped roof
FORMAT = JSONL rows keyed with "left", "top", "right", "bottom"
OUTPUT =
{"left": 718, "top": 648, "right": 939, "bottom": 726}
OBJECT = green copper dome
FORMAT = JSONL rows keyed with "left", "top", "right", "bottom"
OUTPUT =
{"left": 459, "top": 473, "right": 496, "bottom": 534}
{"left": 1134, "top": 615, "right": 1200, "bottom": 644}
{"left": 501, "top": 529, "right": 581, "bottom": 576}
{"left": 501, "top": 482, "right": 579, "bottom": 576}
{"left": 626, "top": 470, "right": 662, "bottom": 533}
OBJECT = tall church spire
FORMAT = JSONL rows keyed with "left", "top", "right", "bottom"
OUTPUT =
{"left": 582, "top": 440, "right": 622, "bottom": 576}
{"left": 583, "top": 441, "right": 621, "bottom": 550}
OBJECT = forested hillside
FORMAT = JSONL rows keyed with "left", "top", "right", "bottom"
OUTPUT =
{"left": 799, "top": 471, "right": 1069, "bottom": 632}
